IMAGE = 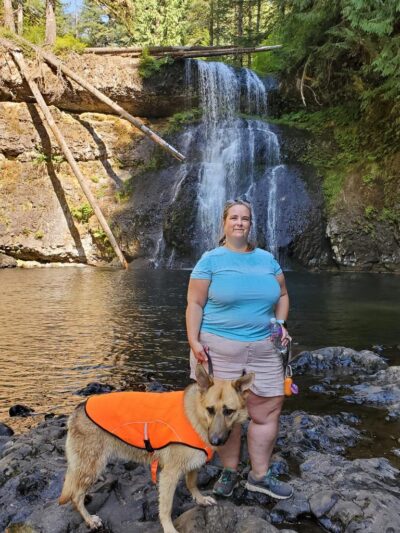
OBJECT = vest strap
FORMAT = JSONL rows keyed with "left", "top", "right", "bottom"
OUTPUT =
{"left": 150, "top": 459, "right": 159, "bottom": 483}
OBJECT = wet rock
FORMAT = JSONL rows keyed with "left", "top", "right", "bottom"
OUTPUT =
{"left": 277, "top": 411, "right": 361, "bottom": 461}
{"left": 342, "top": 366, "right": 400, "bottom": 418}
{"left": 174, "top": 501, "right": 280, "bottom": 533}
{"left": 1, "top": 413, "right": 398, "bottom": 533}
{"left": 0, "top": 422, "right": 14, "bottom": 436}
{"left": 0, "top": 253, "right": 17, "bottom": 268}
{"left": 75, "top": 382, "right": 115, "bottom": 396}
{"left": 145, "top": 381, "right": 169, "bottom": 392}
{"left": 298, "top": 453, "right": 400, "bottom": 532}
{"left": 9, "top": 405, "right": 35, "bottom": 417}
{"left": 270, "top": 493, "right": 310, "bottom": 524}
{"left": 293, "top": 347, "right": 387, "bottom": 375}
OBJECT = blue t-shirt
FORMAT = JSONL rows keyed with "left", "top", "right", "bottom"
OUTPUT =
{"left": 190, "top": 247, "right": 283, "bottom": 341}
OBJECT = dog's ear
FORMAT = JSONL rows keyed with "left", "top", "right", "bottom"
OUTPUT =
{"left": 232, "top": 372, "right": 254, "bottom": 393}
{"left": 195, "top": 364, "right": 214, "bottom": 392}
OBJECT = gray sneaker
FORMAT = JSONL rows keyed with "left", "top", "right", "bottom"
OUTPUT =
{"left": 213, "top": 468, "right": 238, "bottom": 497}
{"left": 245, "top": 470, "right": 293, "bottom": 500}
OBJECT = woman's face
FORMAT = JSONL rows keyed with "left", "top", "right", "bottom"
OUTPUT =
{"left": 224, "top": 204, "right": 251, "bottom": 241}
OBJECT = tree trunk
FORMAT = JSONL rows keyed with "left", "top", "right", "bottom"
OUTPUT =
{"left": 45, "top": 0, "right": 57, "bottom": 46}
{"left": 236, "top": 0, "right": 244, "bottom": 66}
{"left": 17, "top": 0, "right": 23, "bottom": 35}
{"left": 247, "top": 0, "right": 253, "bottom": 68}
{"left": 3, "top": 0, "right": 16, "bottom": 32}
{"left": 209, "top": 0, "right": 214, "bottom": 46}
{"left": 256, "top": 0, "right": 261, "bottom": 36}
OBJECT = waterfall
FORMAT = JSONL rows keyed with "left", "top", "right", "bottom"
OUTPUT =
{"left": 152, "top": 59, "right": 313, "bottom": 268}
{"left": 189, "top": 59, "right": 282, "bottom": 258}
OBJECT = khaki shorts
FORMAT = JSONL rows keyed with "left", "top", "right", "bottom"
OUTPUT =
{"left": 190, "top": 331, "right": 284, "bottom": 397}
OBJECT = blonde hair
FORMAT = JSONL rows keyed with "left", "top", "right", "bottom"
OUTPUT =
{"left": 218, "top": 199, "right": 255, "bottom": 250}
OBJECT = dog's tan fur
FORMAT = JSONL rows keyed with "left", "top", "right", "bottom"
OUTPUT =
{"left": 59, "top": 365, "right": 254, "bottom": 533}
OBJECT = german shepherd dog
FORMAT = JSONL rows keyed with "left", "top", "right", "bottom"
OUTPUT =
{"left": 59, "top": 365, "right": 254, "bottom": 533}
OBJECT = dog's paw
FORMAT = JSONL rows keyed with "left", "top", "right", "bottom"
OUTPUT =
{"left": 196, "top": 494, "right": 217, "bottom": 506}
{"left": 87, "top": 514, "right": 103, "bottom": 530}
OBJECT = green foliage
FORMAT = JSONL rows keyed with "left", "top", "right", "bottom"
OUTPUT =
{"left": 71, "top": 203, "right": 94, "bottom": 223}
{"left": 33, "top": 150, "right": 48, "bottom": 165}
{"left": 138, "top": 49, "right": 174, "bottom": 79}
{"left": 95, "top": 184, "right": 108, "bottom": 199}
{"left": 90, "top": 226, "right": 113, "bottom": 256}
{"left": 364, "top": 205, "right": 376, "bottom": 219}
{"left": 22, "top": 24, "right": 45, "bottom": 44}
{"left": 53, "top": 35, "right": 87, "bottom": 54}
{"left": 114, "top": 189, "right": 129, "bottom": 203}
{"left": 166, "top": 108, "right": 202, "bottom": 133}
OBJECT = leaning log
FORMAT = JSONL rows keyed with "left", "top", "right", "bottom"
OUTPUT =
{"left": 9, "top": 48, "right": 129, "bottom": 270}
{"left": 13, "top": 35, "right": 185, "bottom": 162}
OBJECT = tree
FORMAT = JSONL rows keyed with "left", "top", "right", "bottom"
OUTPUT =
{"left": 3, "top": 0, "right": 16, "bottom": 31}
{"left": 17, "top": 0, "right": 23, "bottom": 35}
{"left": 45, "top": 0, "right": 57, "bottom": 45}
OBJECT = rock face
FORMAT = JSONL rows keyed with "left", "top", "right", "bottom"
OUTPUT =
{"left": 0, "top": 100, "right": 169, "bottom": 264}
{"left": 0, "top": 50, "right": 189, "bottom": 118}
{"left": 0, "top": 48, "right": 398, "bottom": 270}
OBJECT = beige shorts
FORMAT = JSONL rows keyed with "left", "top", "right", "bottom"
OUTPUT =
{"left": 190, "top": 331, "right": 284, "bottom": 397}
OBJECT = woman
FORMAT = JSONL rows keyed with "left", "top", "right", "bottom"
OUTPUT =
{"left": 186, "top": 199, "right": 293, "bottom": 500}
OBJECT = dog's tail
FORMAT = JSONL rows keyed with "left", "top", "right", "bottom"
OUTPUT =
{"left": 59, "top": 469, "right": 74, "bottom": 505}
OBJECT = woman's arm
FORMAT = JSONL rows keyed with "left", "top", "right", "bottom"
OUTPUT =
{"left": 186, "top": 278, "right": 211, "bottom": 362}
{"left": 275, "top": 273, "right": 290, "bottom": 344}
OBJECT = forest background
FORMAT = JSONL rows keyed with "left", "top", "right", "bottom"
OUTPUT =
{"left": 1, "top": 0, "right": 399, "bottom": 221}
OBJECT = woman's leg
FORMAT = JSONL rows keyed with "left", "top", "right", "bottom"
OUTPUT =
{"left": 212, "top": 423, "right": 241, "bottom": 496}
{"left": 214, "top": 423, "right": 242, "bottom": 469}
{"left": 247, "top": 392, "right": 284, "bottom": 477}
{"left": 245, "top": 392, "right": 293, "bottom": 498}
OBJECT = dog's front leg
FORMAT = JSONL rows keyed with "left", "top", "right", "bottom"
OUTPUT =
{"left": 186, "top": 470, "right": 216, "bottom": 506}
{"left": 158, "top": 466, "right": 182, "bottom": 533}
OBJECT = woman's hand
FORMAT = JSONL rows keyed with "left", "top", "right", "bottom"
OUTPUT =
{"left": 281, "top": 326, "right": 292, "bottom": 347}
{"left": 191, "top": 341, "right": 209, "bottom": 363}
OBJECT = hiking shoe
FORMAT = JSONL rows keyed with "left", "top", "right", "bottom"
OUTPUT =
{"left": 245, "top": 470, "right": 293, "bottom": 500}
{"left": 213, "top": 468, "right": 238, "bottom": 497}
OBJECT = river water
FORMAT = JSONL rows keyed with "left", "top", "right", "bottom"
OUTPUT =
{"left": 1, "top": 267, "right": 399, "bottom": 466}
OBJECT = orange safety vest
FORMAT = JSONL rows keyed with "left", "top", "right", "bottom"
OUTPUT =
{"left": 85, "top": 390, "right": 213, "bottom": 461}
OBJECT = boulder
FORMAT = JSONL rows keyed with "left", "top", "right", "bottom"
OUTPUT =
{"left": 293, "top": 347, "right": 387, "bottom": 375}
{"left": 0, "top": 253, "right": 17, "bottom": 268}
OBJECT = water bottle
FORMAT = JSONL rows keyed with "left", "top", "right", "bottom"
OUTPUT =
{"left": 270, "top": 318, "right": 285, "bottom": 354}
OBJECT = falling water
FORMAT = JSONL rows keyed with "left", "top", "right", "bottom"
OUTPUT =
{"left": 152, "top": 59, "right": 312, "bottom": 267}
{"left": 190, "top": 59, "right": 282, "bottom": 257}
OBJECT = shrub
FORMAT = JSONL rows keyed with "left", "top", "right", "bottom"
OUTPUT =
{"left": 53, "top": 35, "right": 87, "bottom": 54}
{"left": 138, "top": 48, "right": 174, "bottom": 79}
{"left": 71, "top": 203, "right": 94, "bottom": 223}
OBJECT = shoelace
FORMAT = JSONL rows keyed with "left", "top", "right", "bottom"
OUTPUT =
{"left": 221, "top": 470, "right": 235, "bottom": 483}
{"left": 267, "top": 474, "right": 278, "bottom": 487}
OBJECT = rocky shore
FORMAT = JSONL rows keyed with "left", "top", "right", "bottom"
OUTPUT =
{"left": 1, "top": 347, "right": 399, "bottom": 533}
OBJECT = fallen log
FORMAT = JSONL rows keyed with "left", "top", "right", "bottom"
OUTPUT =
{"left": 150, "top": 45, "right": 283, "bottom": 59}
{"left": 11, "top": 35, "right": 186, "bottom": 162}
{"left": 84, "top": 44, "right": 239, "bottom": 54}
{"left": 83, "top": 44, "right": 282, "bottom": 58}
{"left": 9, "top": 47, "right": 129, "bottom": 270}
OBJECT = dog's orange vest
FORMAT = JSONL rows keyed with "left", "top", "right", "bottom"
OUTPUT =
{"left": 85, "top": 391, "right": 213, "bottom": 461}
